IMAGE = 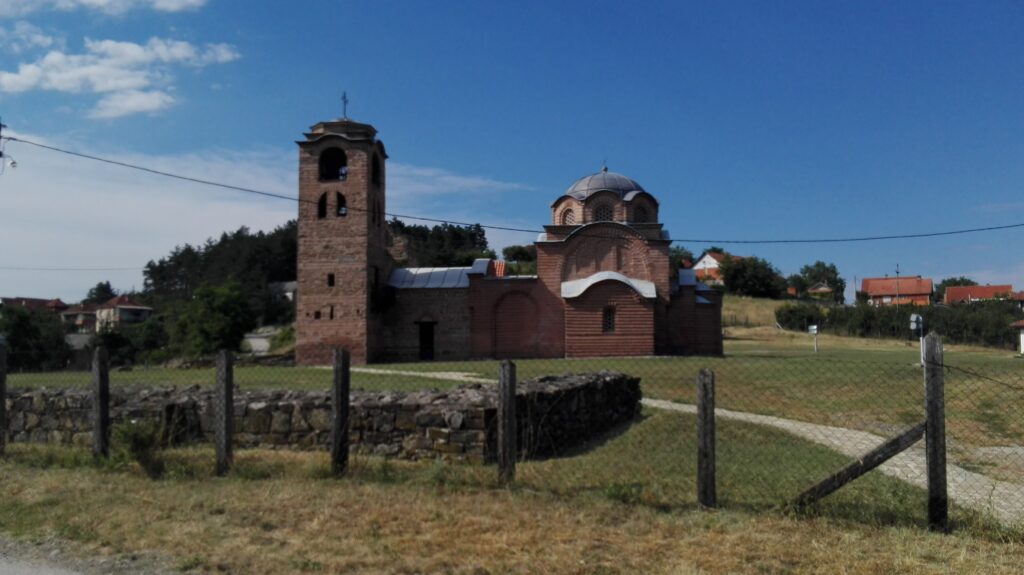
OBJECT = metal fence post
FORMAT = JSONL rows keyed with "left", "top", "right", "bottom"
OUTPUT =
{"left": 92, "top": 346, "right": 110, "bottom": 458}
{"left": 331, "top": 348, "right": 351, "bottom": 477}
{"left": 924, "top": 333, "right": 948, "bottom": 532}
{"left": 0, "top": 341, "right": 7, "bottom": 457}
{"left": 697, "top": 368, "right": 716, "bottom": 509}
{"left": 498, "top": 360, "right": 517, "bottom": 484}
{"left": 215, "top": 350, "right": 234, "bottom": 476}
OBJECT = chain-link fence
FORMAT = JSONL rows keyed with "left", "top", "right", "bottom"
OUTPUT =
{"left": 3, "top": 340, "right": 1024, "bottom": 533}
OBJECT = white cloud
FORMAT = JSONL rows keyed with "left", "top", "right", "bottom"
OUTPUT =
{"left": 0, "top": 131, "right": 534, "bottom": 301}
{"left": 0, "top": 0, "right": 206, "bottom": 17}
{"left": 89, "top": 89, "right": 175, "bottom": 118}
{"left": 387, "top": 163, "right": 529, "bottom": 200}
{"left": 0, "top": 21, "right": 57, "bottom": 53}
{"left": 0, "top": 36, "right": 239, "bottom": 117}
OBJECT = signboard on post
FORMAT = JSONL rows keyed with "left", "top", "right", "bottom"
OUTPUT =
{"left": 809, "top": 325, "right": 819, "bottom": 353}
{"left": 910, "top": 314, "right": 925, "bottom": 366}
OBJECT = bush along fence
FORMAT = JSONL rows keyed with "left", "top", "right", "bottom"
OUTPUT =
{"left": 6, "top": 336, "right": 1024, "bottom": 534}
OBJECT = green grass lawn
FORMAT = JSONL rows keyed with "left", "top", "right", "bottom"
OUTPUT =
{"left": 8, "top": 327, "right": 1024, "bottom": 487}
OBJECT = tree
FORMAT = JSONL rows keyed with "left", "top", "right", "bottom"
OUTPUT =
{"left": 719, "top": 256, "right": 785, "bottom": 298}
{"left": 669, "top": 246, "right": 694, "bottom": 275}
{"left": 798, "top": 261, "right": 846, "bottom": 303}
{"left": 143, "top": 221, "right": 297, "bottom": 326}
{"left": 502, "top": 245, "right": 536, "bottom": 263}
{"left": 934, "top": 276, "right": 977, "bottom": 303}
{"left": 387, "top": 219, "right": 495, "bottom": 267}
{"left": 84, "top": 281, "right": 117, "bottom": 305}
{"left": 786, "top": 274, "right": 808, "bottom": 297}
{"left": 0, "top": 306, "right": 70, "bottom": 370}
{"left": 170, "top": 283, "right": 257, "bottom": 356}
{"left": 502, "top": 244, "right": 537, "bottom": 275}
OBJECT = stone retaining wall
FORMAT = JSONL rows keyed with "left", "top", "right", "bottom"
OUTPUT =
{"left": 3, "top": 371, "right": 640, "bottom": 462}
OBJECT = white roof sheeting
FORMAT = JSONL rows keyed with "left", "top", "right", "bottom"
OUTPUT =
{"left": 388, "top": 259, "right": 491, "bottom": 290}
{"left": 561, "top": 271, "right": 657, "bottom": 299}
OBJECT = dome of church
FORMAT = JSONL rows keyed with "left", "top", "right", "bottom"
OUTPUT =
{"left": 564, "top": 169, "right": 646, "bottom": 201}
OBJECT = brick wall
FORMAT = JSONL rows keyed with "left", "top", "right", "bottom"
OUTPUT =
{"left": 565, "top": 281, "right": 655, "bottom": 357}
{"left": 468, "top": 277, "right": 565, "bottom": 358}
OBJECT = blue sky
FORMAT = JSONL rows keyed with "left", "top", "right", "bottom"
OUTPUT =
{"left": 2, "top": 1, "right": 1024, "bottom": 302}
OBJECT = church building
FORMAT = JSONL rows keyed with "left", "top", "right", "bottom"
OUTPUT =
{"left": 295, "top": 116, "right": 722, "bottom": 365}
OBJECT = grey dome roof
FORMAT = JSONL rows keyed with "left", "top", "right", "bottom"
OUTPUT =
{"left": 565, "top": 169, "right": 646, "bottom": 201}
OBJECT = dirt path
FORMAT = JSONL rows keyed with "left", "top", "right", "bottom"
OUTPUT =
{"left": 643, "top": 398, "right": 1024, "bottom": 525}
{"left": 350, "top": 367, "right": 495, "bottom": 385}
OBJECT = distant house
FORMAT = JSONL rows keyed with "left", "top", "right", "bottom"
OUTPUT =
{"left": 861, "top": 276, "right": 933, "bottom": 306}
{"left": 944, "top": 284, "right": 1014, "bottom": 305}
{"left": 806, "top": 282, "right": 835, "bottom": 300}
{"left": 268, "top": 281, "right": 298, "bottom": 303}
{"left": 0, "top": 296, "right": 68, "bottom": 315}
{"left": 95, "top": 295, "right": 153, "bottom": 332}
{"left": 60, "top": 304, "right": 98, "bottom": 334}
{"left": 693, "top": 251, "right": 744, "bottom": 285}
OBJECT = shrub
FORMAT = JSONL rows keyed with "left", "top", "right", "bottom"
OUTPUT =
{"left": 775, "top": 303, "right": 826, "bottom": 331}
{"left": 112, "top": 419, "right": 166, "bottom": 479}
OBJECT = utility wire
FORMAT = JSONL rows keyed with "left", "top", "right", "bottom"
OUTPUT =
{"left": 4, "top": 134, "right": 1024, "bottom": 246}
{"left": 0, "top": 266, "right": 143, "bottom": 272}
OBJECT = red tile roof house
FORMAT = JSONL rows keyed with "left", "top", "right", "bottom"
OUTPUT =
{"left": 861, "top": 276, "right": 933, "bottom": 306}
{"left": 693, "top": 251, "right": 744, "bottom": 285}
{"left": 0, "top": 296, "right": 68, "bottom": 314}
{"left": 944, "top": 284, "right": 1014, "bottom": 304}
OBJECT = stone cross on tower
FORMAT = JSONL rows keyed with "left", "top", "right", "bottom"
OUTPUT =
{"left": 341, "top": 92, "right": 349, "bottom": 120}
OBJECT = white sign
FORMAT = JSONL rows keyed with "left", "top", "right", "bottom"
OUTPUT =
{"left": 910, "top": 314, "right": 923, "bottom": 330}
{"left": 808, "top": 325, "right": 818, "bottom": 334}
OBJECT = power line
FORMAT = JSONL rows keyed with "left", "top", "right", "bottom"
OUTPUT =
{"left": 3, "top": 134, "right": 1024, "bottom": 246}
{"left": 0, "top": 266, "right": 143, "bottom": 272}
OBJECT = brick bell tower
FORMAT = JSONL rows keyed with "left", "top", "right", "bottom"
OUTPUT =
{"left": 295, "top": 116, "right": 390, "bottom": 365}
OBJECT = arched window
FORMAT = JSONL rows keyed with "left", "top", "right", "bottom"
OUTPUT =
{"left": 319, "top": 148, "right": 348, "bottom": 181}
{"left": 602, "top": 307, "right": 616, "bottom": 333}
{"left": 633, "top": 205, "right": 649, "bottom": 223}
{"left": 561, "top": 209, "right": 576, "bottom": 225}
{"left": 371, "top": 153, "right": 382, "bottom": 186}
{"left": 594, "top": 203, "right": 614, "bottom": 222}
{"left": 317, "top": 193, "right": 327, "bottom": 219}
{"left": 335, "top": 192, "right": 347, "bottom": 217}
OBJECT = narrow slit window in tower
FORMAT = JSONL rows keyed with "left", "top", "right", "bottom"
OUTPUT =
{"left": 327, "top": 273, "right": 335, "bottom": 287}
{"left": 317, "top": 193, "right": 327, "bottom": 219}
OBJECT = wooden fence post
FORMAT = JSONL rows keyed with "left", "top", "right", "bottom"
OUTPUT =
{"left": 697, "top": 369, "right": 716, "bottom": 509}
{"left": 214, "top": 350, "right": 234, "bottom": 476}
{"left": 331, "top": 348, "right": 351, "bottom": 477}
{"left": 924, "top": 333, "right": 948, "bottom": 532}
{"left": 91, "top": 346, "right": 110, "bottom": 459}
{"left": 0, "top": 341, "right": 7, "bottom": 457}
{"left": 497, "top": 360, "right": 517, "bottom": 484}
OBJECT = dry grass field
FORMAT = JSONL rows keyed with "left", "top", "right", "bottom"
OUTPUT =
{"left": 1, "top": 442, "right": 1023, "bottom": 575}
